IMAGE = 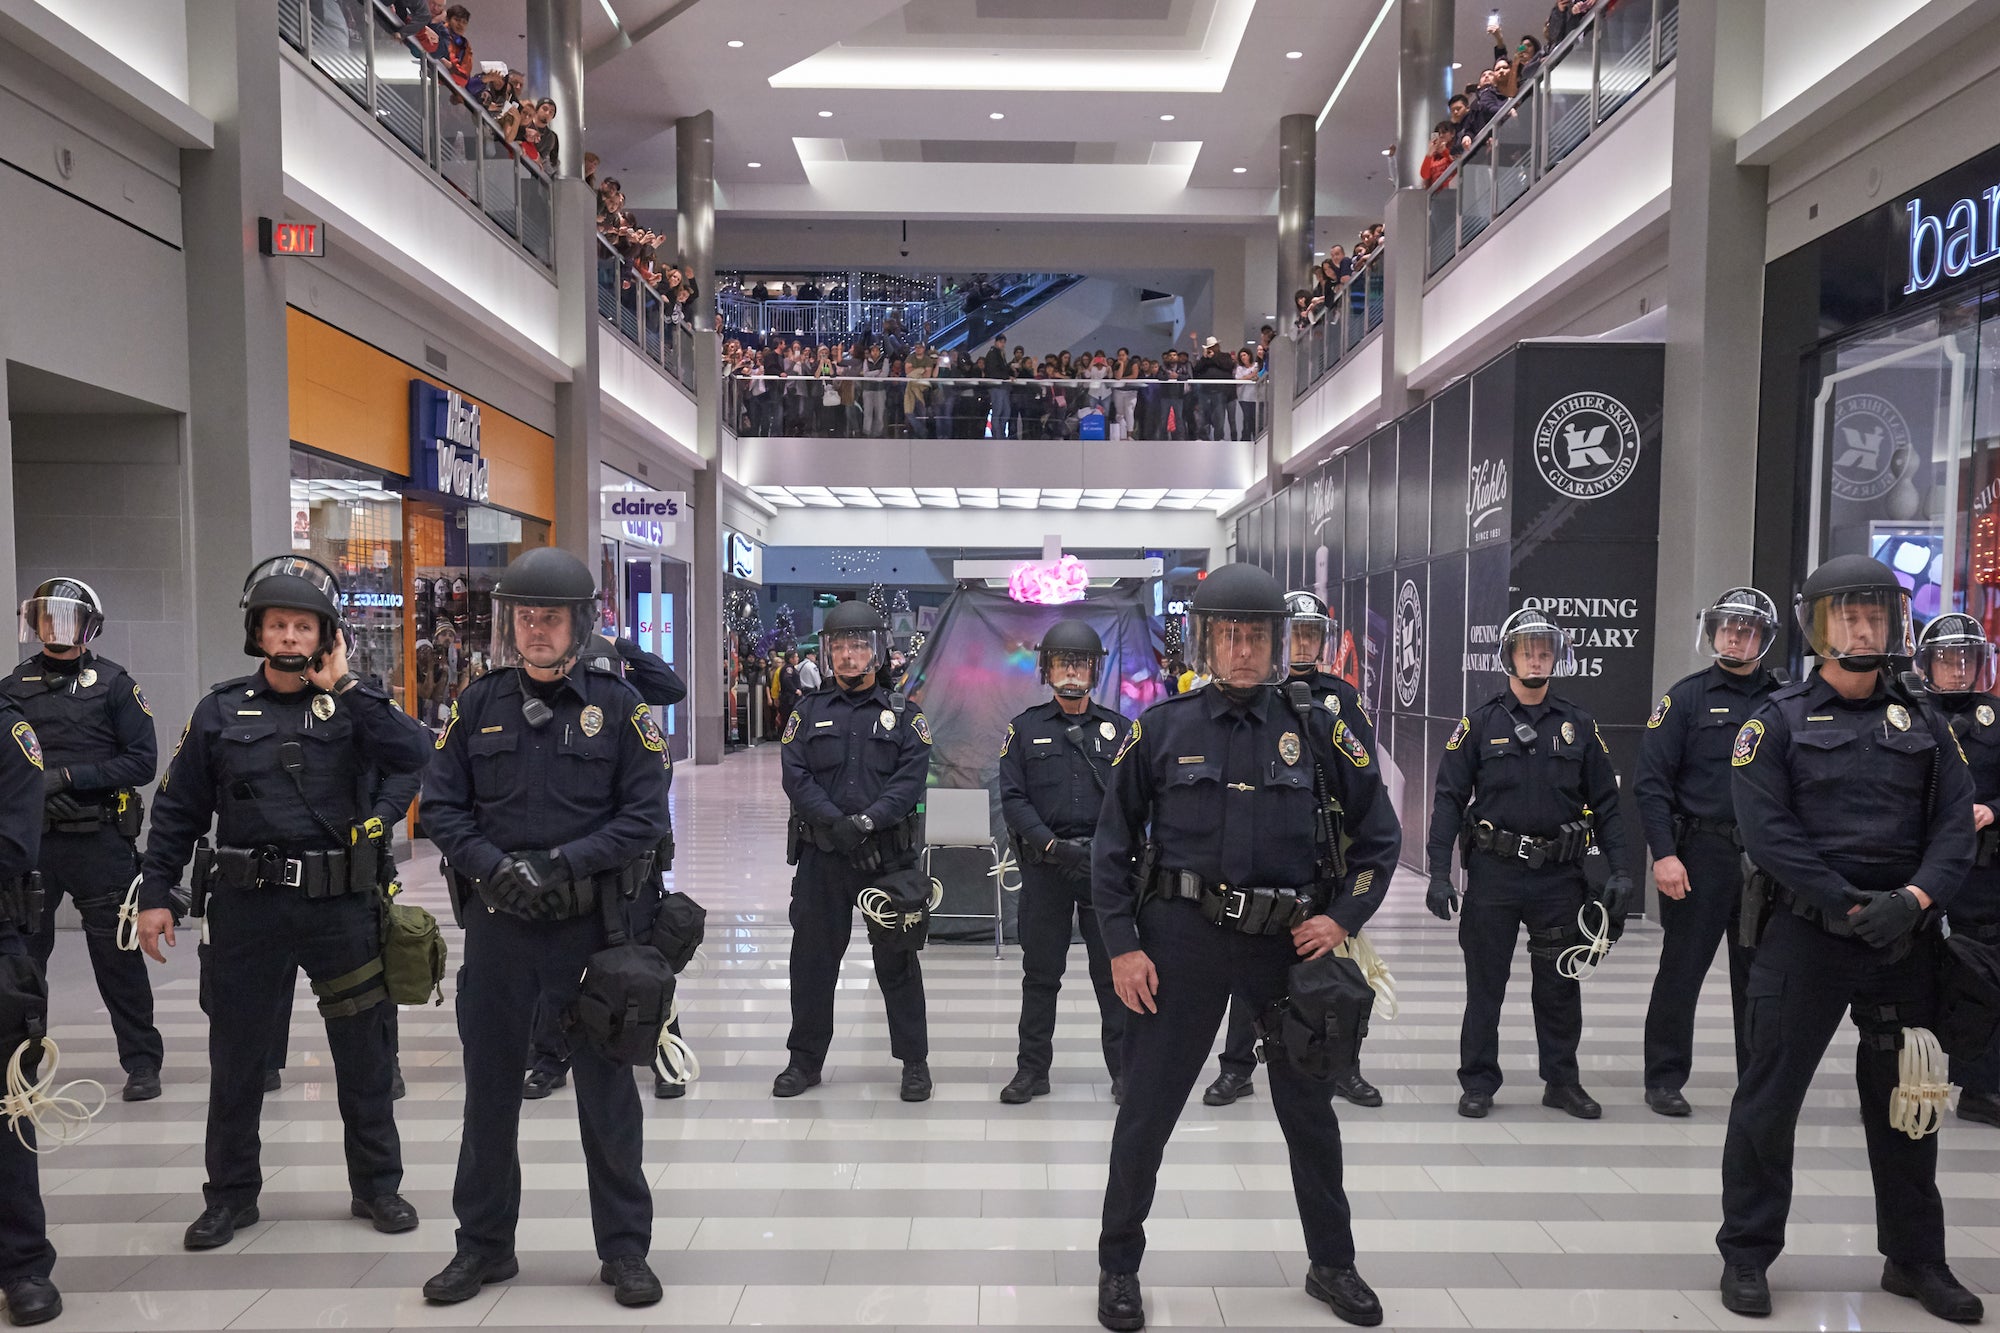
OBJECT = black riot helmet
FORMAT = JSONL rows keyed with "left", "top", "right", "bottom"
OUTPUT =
{"left": 1499, "top": 608, "right": 1574, "bottom": 688}
{"left": 1696, "top": 586, "right": 1779, "bottom": 668}
{"left": 1189, "top": 564, "right": 1290, "bottom": 697}
{"left": 489, "top": 547, "right": 597, "bottom": 673}
{"left": 1794, "top": 554, "right": 1913, "bottom": 673}
{"left": 20, "top": 577, "right": 104, "bottom": 650}
{"left": 822, "top": 600, "right": 892, "bottom": 689}
{"left": 241, "top": 555, "right": 342, "bottom": 671}
{"left": 1284, "top": 589, "right": 1333, "bottom": 671}
{"left": 1038, "top": 618, "right": 1106, "bottom": 698}
{"left": 1917, "top": 612, "right": 1997, "bottom": 696}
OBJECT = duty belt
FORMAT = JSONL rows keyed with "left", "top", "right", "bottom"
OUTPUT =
{"left": 1674, "top": 814, "right": 1742, "bottom": 849}
{"left": 1150, "top": 867, "right": 1315, "bottom": 936}
{"left": 790, "top": 814, "right": 920, "bottom": 857}
{"left": 1471, "top": 820, "right": 1588, "bottom": 869}
{"left": 195, "top": 845, "right": 355, "bottom": 898}
{"left": 45, "top": 790, "right": 142, "bottom": 837}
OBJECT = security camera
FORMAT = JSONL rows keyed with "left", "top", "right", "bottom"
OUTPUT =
{"left": 899, "top": 248, "right": 910, "bottom": 258}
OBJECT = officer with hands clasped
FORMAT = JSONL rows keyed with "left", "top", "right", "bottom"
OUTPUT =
{"left": 1717, "top": 554, "right": 1981, "bottom": 1323}
{"left": 1092, "top": 565, "right": 1401, "bottom": 1331}
{"left": 1917, "top": 613, "right": 2000, "bottom": 1128}
{"left": 1634, "top": 588, "right": 1786, "bottom": 1117}
{"left": 132, "top": 556, "right": 430, "bottom": 1251}
{"left": 1204, "top": 590, "right": 1383, "bottom": 1110}
{"left": 1427, "top": 608, "right": 1632, "bottom": 1122}
{"left": 774, "top": 600, "right": 933, "bottom": 1102}
{"left": 996, "top": 618, "right": 1132, "bottom": 1105}
{"left": 7, "top": 579, "right": 164, "bottom": 1103}
{"left": 421, "top": 548, "right": 670, "bottom": 1308}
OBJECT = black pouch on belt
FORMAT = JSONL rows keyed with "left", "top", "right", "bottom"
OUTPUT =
{"left": 651, "top": 891, "right": 707, "bottom": 973}
{"left": 1251, "top": 952, "right": 1373, "bottom": 1080}
{"left": 1937, "top": 929, "right": 2000, "bottom": 1060}
{"left": 113, "top": 790, "right": 144, "bottom": 839}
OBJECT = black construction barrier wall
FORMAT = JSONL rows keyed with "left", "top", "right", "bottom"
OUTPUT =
{"left": 1237, "top": 341, "right": 1665, "bottom": 877}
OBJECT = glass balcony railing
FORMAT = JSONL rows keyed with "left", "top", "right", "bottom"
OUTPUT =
{"left": 1426, "top": 0, "right": 1679, "bottom": 277}
{"left": 598, "top": 238, "right": 697, "bottom": 390}
{"left": 1293, "top": 253, "right": 1387, "bottom": 398}
{"left": 278, "top": 0, "right": 555, "bottom": 269}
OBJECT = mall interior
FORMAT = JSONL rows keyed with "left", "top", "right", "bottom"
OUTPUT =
{"left": 2, "top": 0, "right": 2000, "bottom": 1328}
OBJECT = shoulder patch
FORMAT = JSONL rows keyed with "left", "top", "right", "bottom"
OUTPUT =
{"left": 12, "top": 720, "right": 41, "bottom": 771}
{"left": 134, "top": 683, "right": 153, "bottom": 717}
{"left": 1595, "top": 722, "right": 1610, "bottom": 754}
{"left": 435, "top": 701, "right": 457, "bottom": 750}
{"left": 633, "top": 703, "right": 666, "bottom": 752}
{"left": 1446, "top": 716, "right": 1470, "bottom": 750}
{"left": 1647, "top": 694, "right": 1670, "bottom": 729}
{"left": 999, "top": 722, "right": 1013, "bottom": 758}
{"left": 1333, "top": 719, "right": 1370, "bottom": 768}
{"left": 1113, "top": 719, "right": 1142, "bottom": 765}
{"left": 1731, "top": 719, "right": 1765, "bottom": 768}
{"left": 912, "top": 713, "right": 933, "bottom": 745}
{"left": 781, "top": 710, "right": 802, "bottom": 743}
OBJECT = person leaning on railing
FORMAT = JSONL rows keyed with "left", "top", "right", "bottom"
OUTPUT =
{"left": 904, "top": 346, "right": 935, "bottom": 439}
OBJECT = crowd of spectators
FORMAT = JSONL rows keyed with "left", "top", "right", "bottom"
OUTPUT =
{"left": 1294, "top": 223, "right": 1386, "bottom": 333}
{"left": 374, "top": 1, "right": 563, "bottom": 170}
{"left": 1424, "top": 0, "right": 1608, "bottom": 184}
{"left": 593, "top": 172, "right": 700, "bottom": 327}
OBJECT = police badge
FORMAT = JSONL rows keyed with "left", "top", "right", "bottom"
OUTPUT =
{"left": 1561, "top": 721, "right": 1576, "bottom": 745}
{"left": 1981, "top": 704, "right": 1996, "bottom": 728}
{"left": 880, "top": 709, "right": 897, "bottom": 731}
{"left": 1887, "top": 704, "right": 1911, "bottom": 732}
{"left": 1100, "top": 721, "right": 1116, "bottom": 740}
{"left": 581, "top": 704, "right": 604, "bottom": 737}
{"left": 77, "top": 668, "right": 97, "bottom": 689}
{"left": 1279, "top": 731, "right": 1301, "bottom": 766}
{"left": 311, "top": 694, "right": 337, "bottom": 721}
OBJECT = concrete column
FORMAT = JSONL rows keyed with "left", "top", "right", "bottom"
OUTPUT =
{"left": 1655, "top": 0, "right": 1768, "bottom": 687}
{"left": 1381, "top": 0, "right": 1453, "bottom": 418}
{"left": 526, "top": 0, "right": 584, "bottom": 179}
{"left": 678, "top": 112, "right": 725, "bottom": 765}
{"left": 181, "top": 0, "right": 292, "bottom": 690}
{"left": 1276, "top": 114, "right": 1315, "bottom": 326}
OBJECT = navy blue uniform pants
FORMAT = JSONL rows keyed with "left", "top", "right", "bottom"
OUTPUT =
{"left": 0, "top": 926, "right": 53, "bottom": 1284}
{"left": 1457, "top": 861, "right": 1586, "bottom": 1095}
{"left": 1101, "top": 899, "right": 1353, "bottom": 1273}
{"left": 30, "top": 828, "right": 161, "bottom": 1076}
{"left": 201, "top": 886, "right": 401, "bottom": 1209}
{"left": 786, "top": 849, "right": 928, "bottom": 1072}
{"left": 1946, "top": 910, "right": 2000, "bottom": 1094}
{"left": 1717, "top": 911, "right": 1946, "bottom": 1269}
{"left": 1013, "top": 862, "right": 1122, "bottom": 1081}
{"left": 453, "top": 902, "right": 652, "bottom": 1262}
{"left": 1642, "top": 829, "right": 1752, "bottom": 1092}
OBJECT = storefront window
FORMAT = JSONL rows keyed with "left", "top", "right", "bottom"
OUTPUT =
{"left": 406, "top": 499, "right": 551, "bottom": 729}
{"left": 290, "top": 450, "right": 407, "bottom": 709}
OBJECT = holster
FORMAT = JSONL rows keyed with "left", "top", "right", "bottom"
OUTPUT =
{"left": 0, "top": 873, "right": 45, "bottom": 934}
{"left": 1738, "top": 865, "right": 1775, "bottom": 949}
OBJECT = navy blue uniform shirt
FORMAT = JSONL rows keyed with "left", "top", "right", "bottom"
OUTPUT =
{"left": 138, "top": 673, "right": 431, "bottom": 912}
{"left": 1633, "top": 663, "right": 1783, "bottom": 859}
{"left": 1091, "top": 683, "right": 1401, "bottom": 957}
{"left": 0, "top": 696, "right": 44, "bottom": 885}
{"left": 997, "top": 698, "right": 1134, "bottom": 848}
{"left": 1294, "top": 668, "right": 1377, "bottom": 757}
{"left": 422, "top": 664, "right": 670, "bottom": 885}
{"left": 780, "top": 683, "right": 931, "bottom": 830}
{"left": 1940, "top": 692, "right": 2000, "bottom": 912}
{"left": 1731, "top": 672, "right": 1974, "bottom": 912}
{"left": 0, "top": 652, "right": 157, "bottom": 797}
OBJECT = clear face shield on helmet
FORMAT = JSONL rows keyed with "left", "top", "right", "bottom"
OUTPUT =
{"left": 1192, "top": 610, "right": 1291, "bottom": 691}
{"left": 489, "top": 598, "right": 594, "bottom": 671}
{"left": 1044, "top": 650, "right": 1100, "bottom": 699}
{"left": 1696, "top": 591, "right": 1778, "bottom": 666}
{"left": 824, "top": 628, "right": 891, "bottom": 685}
{"left": 1501, "top": 617, "right": 1575, "bottom": 686}
{"left": 1796, "top": 587, "right": 1915, "bottom": 668}
{"left": 1917, "top": 616, "right": 1998, "bottom": 695}
{"left": 242, "top": 556, "right": 340, "bottom": 608}
{"left": 1288, "top": 616, "right": 1330, "bottom": 669}
{"left": 19, "top": 592, "right": 99, "bottom": 649}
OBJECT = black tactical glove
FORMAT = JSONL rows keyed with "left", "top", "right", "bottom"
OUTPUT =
{"left": 1426, "top": 874, "right": 1459, "bottom": 921}
{"left": 827, "top": 815, "right": 872, "bottom": 854}
{"left": 1051, "top": 838, "right": 1092, "bottom": 872}
{"left": 1849, "top": 886, "right": 1923, "bottom": 949}
{"left": 42, "top": 768, "right": 86, "bottom": 822}
{"left": 1599, "top": 871, "right": 1635, "bottom": 920}
{"left": 483, "top": 855, "right": 547, "bottom": 916}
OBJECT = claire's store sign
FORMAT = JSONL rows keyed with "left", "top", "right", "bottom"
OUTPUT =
{"left": 408, "top": 382, "right": 489, "bottom": 502}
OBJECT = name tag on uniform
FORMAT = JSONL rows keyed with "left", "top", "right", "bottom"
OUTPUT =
{"left": 1806, "top": 715, "right": 1833, "bottom": 722}
{"left": 815, "top": 720, "right": 834, "bottom": 728}
{"left": 1488, "top": 737, "right": 1509, "bottom": 744}
{"left": 237, "top": 709, "right": 263, "bottom": 716}
{"left": 1178, "top": 755, "right": 1205, "bottom": 763}
{"left": 1710, "top": 708, "right": 1731, "bottom": 713}
{"left": 480, "top": 725, "right": 504, "bottom": 734}
{"left": 1033, "top": 737, "right": 1052, "bottom": 745}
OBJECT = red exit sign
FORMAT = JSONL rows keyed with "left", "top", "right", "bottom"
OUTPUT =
{"left": 259, "top": 217, "right": 325, "bottom": 258}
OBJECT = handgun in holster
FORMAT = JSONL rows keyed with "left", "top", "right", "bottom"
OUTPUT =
{"left": 785, "top": 818, "right": 804, "bottom": 866}
{"left": 189, "top": 840, "right": 214, "bottom": 922}
{"left": 1132, "top": 842, "right": 1160, "bottom": 910}
{"left": 112, "top": 788, "right": 144, "bottom": 839}
{"left": 1739, "top": 863, "right": 1775, "bottom": 949}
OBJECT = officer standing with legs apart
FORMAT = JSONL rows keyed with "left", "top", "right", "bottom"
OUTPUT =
{"left": 1634, "top": 588, "right": 1785, "bottom": 1117}
{"left": 132, "top": 556, "right": 428, "bottom": 1250}
{"left": 1717, "top": 554, "right": 1981, "bottom": 1321}
{"left": 1916, "top": 613, "right": 2000, "bottom": 1128}
{"left": 0, "top": 694, "right": 59, "bottom": 1325}
{"left": 421, "top": 549, "right": 669, "bottom": 1307}
{"left": 773, "top": 600, "right": 932, "bottom": 1102}
{"left": 996, "top": 618, "right": 1131, "bottom": 1105}
{"left": 1093, "top": 565, "right": 1401, "bottom": 1331}
{"left": 1426, "top": 608, "right": 1633, "bottom": 1121}
{"left": 7, "top": 579, "right": 163, "bottom": 1103}
{"left": 1205, "top": 590, "right": 1382, "bottom": 1110}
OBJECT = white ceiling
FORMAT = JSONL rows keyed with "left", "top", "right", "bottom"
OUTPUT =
{"left": 751, "top": 485, "right": 1243, "bottom": 511}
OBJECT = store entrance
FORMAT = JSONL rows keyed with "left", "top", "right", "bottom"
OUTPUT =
{"left": 609, "top": 548, "right": 691, "bottom": 763}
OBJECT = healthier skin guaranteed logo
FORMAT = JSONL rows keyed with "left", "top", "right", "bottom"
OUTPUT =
{"left": 1531, "top": 392, "right": 1642, "bottom": 500}
{"left": 1829, "top": 392, "right": 1914, "bottom": 502}
{"left": 1394, "top": 579, "right": 1423, "bottom": 709}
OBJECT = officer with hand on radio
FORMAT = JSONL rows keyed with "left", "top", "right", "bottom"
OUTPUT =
{"left": 1427, "top": 608, "right": 1631, "bottom": 1121}
{"left": 1205, "top": 590, "right": 1382, "bottom": 1111}
{"left": 775, "top": 600, "right": 933, "bottom": 1102}
{"left": 1093, "top": 565, "right": 1400, "bottom": 1332}
{"left": 6, "top": 578, "right": 163, "bottom": 1103}
{"left": 1718, "top": 555, "right": 1980, "bottom": 1323}
{"left": 1634, "top": 588, "right": 1785, "bottom": 1117}
{"left": 996, "top": 618, "right": 1133, "bottom": 1105}
{"left": 132, "top": 556, "right": 430, "bottom": 1252}
{"left": 421, "top": 549, "right": 670, "bottom": 1308}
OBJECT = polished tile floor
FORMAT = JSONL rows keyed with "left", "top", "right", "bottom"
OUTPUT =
{"left": 22, "top": 743, "right": 2000, "bottom": 1330}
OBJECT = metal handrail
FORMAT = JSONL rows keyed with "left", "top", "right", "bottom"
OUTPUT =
{"left": 278, "top": 0, "right": 556, "bottom": 269}
{"left": 1291, "top": 249, "right": 1388, "bottom": 398}
{"left": 1424, "top": 0, "right": 1677, "bottom": 277}
{"left": 598, "top": 236, "right": 696, "bottom": 389}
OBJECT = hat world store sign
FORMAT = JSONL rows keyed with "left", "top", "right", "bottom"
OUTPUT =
{"left": 409, "top": 382, "right": 490, "bottom": 502}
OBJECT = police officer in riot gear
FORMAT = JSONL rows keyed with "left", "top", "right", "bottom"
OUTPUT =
{"left": 1093, "top": 565, "right": 1401, "bottom": 1331}
{"left": 132, "top": 555, "right": 430, "bottom": 1251}
{"left": 1634, "top": 588, "right": 1785, "bottom": 1117}
{"left": 1917, "top": 613, "right": 2000, "bottom": 1128}
{"left": 1718, "top": 555, "right": 1980, "bottom": 1322}
{"left": 996, "top": 618, "right": 1132, "bottom": 1104}
{"left": 1427, "top": 608, "right": 1632, "bottom": 1121}
{"left": 775, "top": 600, "right": 933, "bottom": 1102}
{"left": 0, "top": 694, "right": 59, "bottom": 1325}
{"left": 1205, "top": 590, "right": 1382, "bottom": 1110}
{"left": 422, "top": 548, "right": 670, "bottom": 1308}
{"left": 7, "top": 578, "right": 163, "bottom": 1103}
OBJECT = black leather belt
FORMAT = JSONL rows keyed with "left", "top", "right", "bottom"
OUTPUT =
{"left": 198, "top": 845, "right": 354, "bottom": 898}
{"left": 1150, "top": 868, "right": 1314, "bottom": 936}
{"left": 1675, "top": 814, "right": 1742, "bottom": 848}
{"left": 1471, "top": 821, "right": 1585, "bottom": 869}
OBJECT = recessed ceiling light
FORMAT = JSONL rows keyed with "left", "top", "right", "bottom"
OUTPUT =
{"left": 1159, "top": 113, "right": 1175, "bottom": 121}
{"left": 818, "top": 110, "right": 833, "bottom": 118}
{"left": 1451, "top": 61, "right": 1463, "bottom": 69}
{"left": 1232, "top": 166, "right": 1247, "bottom": 173}
{"left": 727, "top": 39, "right": 743, "bottom": 48}
{"left": 989, "top": 111, "right": 1005, "bottom": 120}
{"left": 1285, "top": 50, "right": 1303, "bottom": 59}
{"left": 747, "top": 161, "right": 761, "bottom": 168}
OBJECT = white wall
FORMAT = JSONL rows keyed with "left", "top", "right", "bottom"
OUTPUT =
{"left": 763, "top": 505, "right": 1225, "bottom": 551}
{"left": 31, "top": 0, "right": 188, "bottom": 102}
{"left": 1759, "top": 0, "right": 1937, "bottom": 118}
{"left": 731, "top": 437, "right": 1258, "bottom": 492}
{"left": 600, "top": 336, "right": 703, "bottom": 465}
{"left": 1287, "top": 333, "right": 1381, "bottom": 465}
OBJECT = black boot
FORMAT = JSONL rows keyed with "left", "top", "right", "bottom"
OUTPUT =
{"left": 1, "top": 1277, "right": 61, "bottom": 1326}
{"left": 1202, "top": 1070, "right": 1254, "bottom": 1106}
{"left": 522, "top": 1068, "right": 566, "bottom": 1100}
{"left": 1719, "top": 1262, "right": 1771, "bottom": 1317}
{"left": 183, "top": 1202, "right": 258, "bottom": 1251}
{"left": 1305, "top": 1264, "right": 1384, "bottom": 1327}
{"left": 1882, "top": 1259, "right": 1984, "bottom": 1323}
{"left": 423, "top": 1251, "right": 519, "bottom": 1305}
{"left": 1958, "top": 1090, "right": 2000, "bottom": 1127}
{"left": 121, "top": 1068, "right": 161, "bottom": 1103}
{"left": 999, "top": 1070, "right": 1049, "bottom": 1105}
{"left": 1332, "top": 1069, "right": 1383, "bottom": 1108}
{"left": 1541, "top": 1083, "right": 1602, "bottom": 1119}
{"left": 600, "top": 1255, "right": 663, "bottom": 1307}
{"left": 901, "top": 1061, "right": 933, "bottom": 1103}
{"left": 655, "top": 1073, "right": 687, "bottom": 1099}
{"left": 350, "top": 1194, "right": 419, "bottom": 1234}
{"left": 772, "top": 1065, "right": 821, "bottom": 1098}
{"left": 1097, "top": 1271, "right": 1144, "bottom": 1331}
{"left": 1457, "top": 1090, "right": 1492, "bottom": 1118}
{"left": 1645, "top": 1087, "right": 1691, "bottom": 1117}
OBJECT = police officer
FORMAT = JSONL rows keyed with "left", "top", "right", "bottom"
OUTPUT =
{"left": 522, "top": 633, "right": 690, "bottom": 1102}
{"left": 1634, "top": 588, "right": 1785, "bottom": 1117}
{"left": 1717, "top": 555, "right": 1980, "bottom": 1321}
{"left": 1916, "top": 613, "right": 2000, "bottom": 1128}
{"left": 1204, "top": 590, "right": 1382, "bottom": 1110}
{"left": 7, "top": 578, "right": 163, "bottom": 1103}
{"left": 1092, "top": 565, "right": 1401, "bottom": 1331}
{"left": 1426, "top": 608, "right": 1632, "bottom": 1121}
{"left": 0, "top": 693, "right": 60, "bottom": 1326}
{"left": 132, "top": 556, "right": 429, "bottom": 1250}
{"left": 996, "top": 618, "right": 1132, "bottom": 1105}
{"left": 420, "top": 549, "right": 670, "bottom": 1308}
{"left": 774, "top": 600, "right": 933, "bottom": 1102}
